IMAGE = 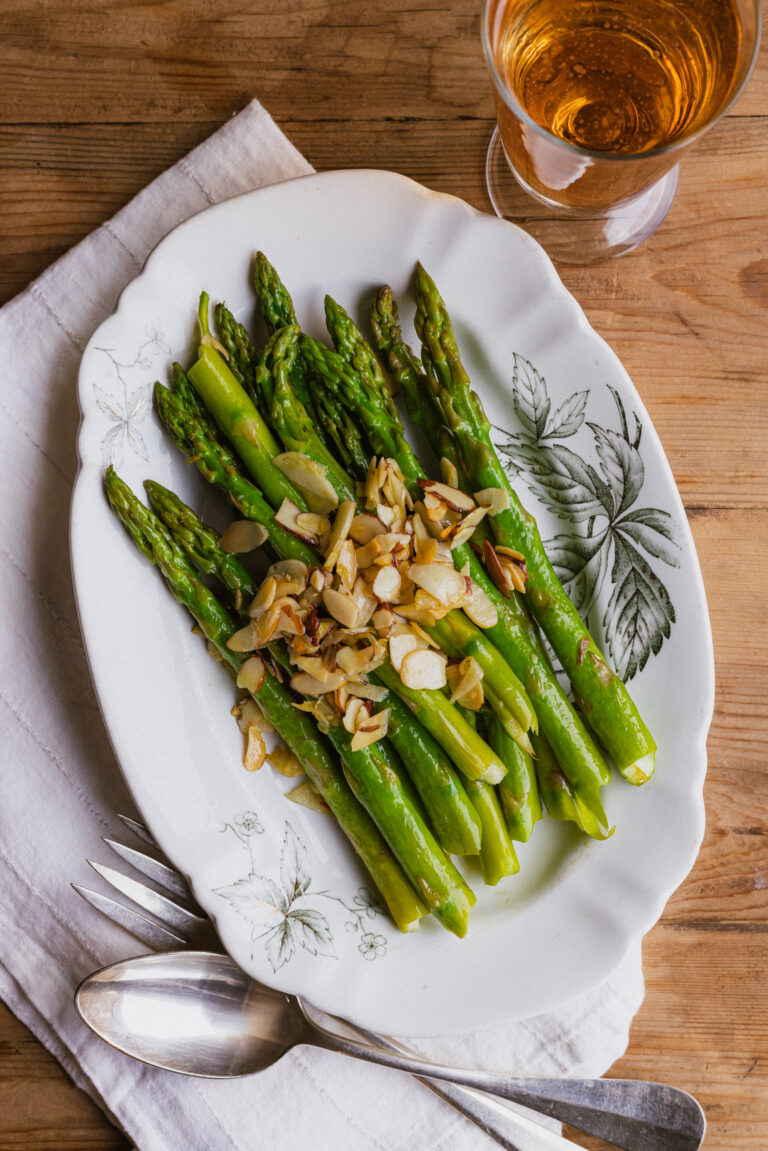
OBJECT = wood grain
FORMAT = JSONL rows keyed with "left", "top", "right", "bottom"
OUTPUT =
{"left": 0, "top": 0, "right": 766, "bottom": 1147}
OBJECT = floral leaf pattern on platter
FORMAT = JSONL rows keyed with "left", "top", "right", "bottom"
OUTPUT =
{"left": 92, "top": 325, "right": 170, "bottom": 468}
{"left": 215, "top": 814, "right": 388, "bottom": 972}
{"left": 494, "top": 355, "right": 681, "bottom": 680}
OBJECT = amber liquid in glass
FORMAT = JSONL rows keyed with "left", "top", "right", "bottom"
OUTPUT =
{"left": 493, "top": 0, "right": 742, "bottom": 155}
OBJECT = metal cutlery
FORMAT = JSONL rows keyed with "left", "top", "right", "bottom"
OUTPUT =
{"left": 73, "top": 816, "right": 705, "bottom": 1151}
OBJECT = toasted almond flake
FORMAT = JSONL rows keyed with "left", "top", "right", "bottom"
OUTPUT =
{"left": 334, "top": 684, "right": 350, "bottom": 712}
{"left": 274, "top": 452, "right": 340, "bottom": 514}
{"left": 400, "top": 648, "right": 448, "bottom": 690}
{"left": 409, "top": 562, "right": 467, "bottom": 607}
{"left": 309, "top": 567, "right": 329, "bottom": 591}
{"left": 269, "top": 558, "right": 309, "bottom": 581}
{"left": 347, "top": 681, "right": 390, "bottom": 702}
{"left": 335, "top": 539, "right": 357, "bottom": 590}
{"left": 420, "top": 478, "right": 476, "bottom": 513}
{"left": 389, "top": 631, "right": 421, "bottom": 672}
{"left": 350, "top": 709, "right": 389, "bottom": 751}
{"left": 354, "top": 538, "right": 382, "bottom": 568}
{"left": 448, "top": 655, "right": 484, "bottom": 708}
{"left": 414, "top": 536, "right": 438, "bottom": 564}
{"left": 322, "top": 587, "right": 360, "bottom": 628}
{"left": 372, "top": 607, "right": 396, "bottom": 636}
{"left": 343, "top": 697, "right": 369, "bottom": 733}
{"left": 482, "top": 539, "right": 512, "bottom": 599}
{"left": 449, "top": 504, "right": 490, "bottom": 550}
{"left": 275, "top": 499, "right": 323, "bottom": 545}
{"left": 376, "top": 503, "right": 396, "bottom": 528}
{"left": 496, "top": 545, "right": 527, "bottom": 562}
{"left": 220, "top": 520, "right": 269, "bottom": 554}
{"left": 394, "top": 603, "right": 438, "bottom": 626}
{"left": 365, "top": 457, "right": 380, "bottom": 508}
{"left": 292, "top": 654, "right": 332, "bottom": 682}
{"left": 248, "top": 576, "right": 277, "bottom": 617}
{"left": 324, "top": 500, "right": 357, "bottom": 570}
{"left": 269, "top": 745, "right": 305, "bottom": 778}
{"left": 286, "top": 780, "right": 331, "bottom": 813}
{"left": 236, "top": 655, "right": 266, "bottom": 694}
{"left": 291, "top": 669, "right": 347, "bottom": 695}
{"left": 372, "top": 566, "right": 402, "bottom": 602}
{"left": 499, "top": 558, "right": 527, "bottom": 593}
{"left": 410, "top": 621, "right": 439, "bottom": 649}
{"left": 474, "top": 487, "right": 510, "bottom": 515}
{"left": 297, "top": 511, "right": 331, "bottom": 539}
{"left": 226, "top": 623, "right": 257, "bottom": 653}
{"left": 440, "top": 457, "right": 460, "bottom": 488}
{"left": 413, "top": 501, "right": 446, "bottom": 538}
{"left": 336, "top": 645, "right": 374, "bottom": 677}
{"left": 233, "top": 697, "right": 274, "bottom": 736}
{"left": 243, "top": 725, "right": 266, "bottom": 772}
{"left": 463, "top": 580, "right": 499, "bottom": 629}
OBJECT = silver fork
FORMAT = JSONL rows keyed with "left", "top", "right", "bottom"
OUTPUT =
{"left": 73, "top": 815, "right": 579, "bottom": 1151}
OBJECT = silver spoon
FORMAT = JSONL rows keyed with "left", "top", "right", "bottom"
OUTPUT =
{"left": 75, "top": 951, "right": 705, "bottom": 1151}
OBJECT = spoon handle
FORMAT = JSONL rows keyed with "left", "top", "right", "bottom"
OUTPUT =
{"left": 308, "top": 1024, "right": 705, "bottom": 1151}
{"left": 324, "top": 1017, "right": 579, "bottom": 1151}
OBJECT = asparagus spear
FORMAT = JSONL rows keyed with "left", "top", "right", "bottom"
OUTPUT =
{"left": 254, "top": 324, "right": 357, "bottom": 503}
{"left": 104, "top": 467, "right": 428, "bottom": 933}
{"left": 148, "top": 479, "right": 485, "bottom": 861}
{"left": 252, "top": 251, "right": 316, "bottom": 415}
{"left": 412, "top": 263, "right": 656, "bottom": 785}
{"left": 187, "top": 293, "right": 308, "bottom": 512}
{"left": 324, "top": 727, "right": 475, "bottom": 938}
{"left": 154, "top": 380, "right": 317, "bottom": 566}
{"left": 213, "top": 302, "right": 261, "bottom": 406}
{"left": 484, "top": 712, "right": 544, "bottom": 843}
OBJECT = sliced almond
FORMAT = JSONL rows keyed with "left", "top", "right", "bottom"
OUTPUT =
{"left": 372, "top": 607, "right": 396, "bottom": 637}
{"left": 499, "top": 558, "right": 527, "bottom": 593}
{"left": 372, "top": 566, "right": 402, "bottom": 602}
{"left": 275, "top": 601, "right": 305, "bottom": 638}
{"left": 354, "top": 537, "right": 382, "bottom": 569}
{"left": 409, "top": 562, "right": 467, "bottom": 608}
{"left": 268, "top": 745, "right": 305, "bottom": 777}
{"left": 413, "top": 501, "right": 446, "bottom": 538}
{"left": 296, "top": 511, "right": 331, "bottom": 539}
{"left": 400, "top": 648, "right": 448, "bottom": 690}
{"left": 343, "top": 697, "right": 369, "bottom": 734}
{"left": 248, "top": 576, "right": 277, "bottom": 617}
{"left": 440, "top": 457, "right": 460, "bottom": 488}
{"left": 286, "top": 781, "right": 331, "bottom": 813}
{"left": 347, "top": 681, "right": 390, "bottom": 702}
{"left": 463, "top": 580, "right": 499, "bottom": 629}
{"left": 336, "top": 645, "right": 375, "bottom": 677}
{"left": 449, "top": 504, "right": 489, "bottom": 550}
{"left": 324, "top": 500, "right": 357, "bottom": 570}
{"left": 275, "top": 499, "right": 323, "bottom": 546}
{"left": 226, "top": 623, "right": 257, "bottom": 653}
{"left": 350, "top": 708, "right": 389, "bottom": 751}
{"left": 394, "top": 603, "right": 438, "bottom": 626}
{"left": 233, "top": 697, "right": 274, "bottom": 736}
{"left": 414, "top": 535, "right": 438, "bottom": 565}
{"left": 292, "top": 654, "right": 332, "bottom": 682}
{"left": 388, "top": 631, "right": 420, "bottom": 672}
{"left": 376, "top": 503, "right": 396, "bottom": 528}
{"left": 220, "top": 520, "right": 269, "bottom": 554}
{"left": 236, "top": 655, "right": 266, "bottom": 694}
{"left": 410, "top": 621, "right": 440, "bottom": 649}
{"left": 274, "top": 452, "right": 340, "bottom": 514}
{"left": 448, "top": 655, "right": 484, "bottom": 708}
{"left": 309, "top": 566, "right": 329, "bottom": 592}
{"left": 243, "top": 725, "right": 267, "bottom": 772}
{"left": 483, "top": 539, "right": 511, "bottom": 599}
{"left": 290, "top": 669, "right": 347, "bottom": 695}
{"left": 419, "top": 478, "right": 476, "bottom": 513}
{"left": 474, "top": 487, "right": 510, "bottom": 515}
{"left": 322, "top": 587, "right": 360, "bottom": 629}
{"left": 496, "top": 545, "right": 527, "bottom": 562}
{"left": 335, "top": 539, "right": 357, "bottom": 590}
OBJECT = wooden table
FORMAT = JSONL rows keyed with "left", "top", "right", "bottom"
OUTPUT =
{"left": 1, "top": 2, "right": 766, "bottom": 1147}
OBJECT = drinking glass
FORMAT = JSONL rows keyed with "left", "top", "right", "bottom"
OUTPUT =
{"left": 481, "top": 0, "right": 761, "bottom": 263}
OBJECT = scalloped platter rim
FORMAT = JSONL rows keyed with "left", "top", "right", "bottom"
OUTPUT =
{"left": 70, "top": 169, "right": 714, "bottom": 1037}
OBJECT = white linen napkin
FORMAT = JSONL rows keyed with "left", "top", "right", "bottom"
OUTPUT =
{"left": 0, "top": 96, "right": 644, "bottom": 1151}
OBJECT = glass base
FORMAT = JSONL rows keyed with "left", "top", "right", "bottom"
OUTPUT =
{"left": 485, "top": 128, "right": 679, "bottom": 265}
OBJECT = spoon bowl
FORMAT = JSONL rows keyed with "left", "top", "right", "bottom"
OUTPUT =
{"left": 76, "top": 951, "right": 705, "bottom": 1151}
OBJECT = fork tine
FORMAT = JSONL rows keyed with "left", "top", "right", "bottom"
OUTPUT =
{"left": 102, "top": 837, "right": 194, "bottom": 903}
{"left": 72, "top": 884, "right": 189, "bottom": 950}
{"left": 117, "top": 813, "right": 156, "bottom": 847}
{"left": 86, "top": 860, "right": 207, "bottom": 934}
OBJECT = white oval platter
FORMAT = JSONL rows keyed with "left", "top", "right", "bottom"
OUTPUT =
{"left": 71, "top": 169, "right": 714, "bottom": 1037}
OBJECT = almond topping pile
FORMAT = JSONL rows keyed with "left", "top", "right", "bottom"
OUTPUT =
{"left": 227, "top": 456, "right": 527, "bottom": 747}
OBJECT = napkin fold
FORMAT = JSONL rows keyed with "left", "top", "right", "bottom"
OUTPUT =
{"left": 0, "top": 97, "right": 644, "bottom": 1151}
